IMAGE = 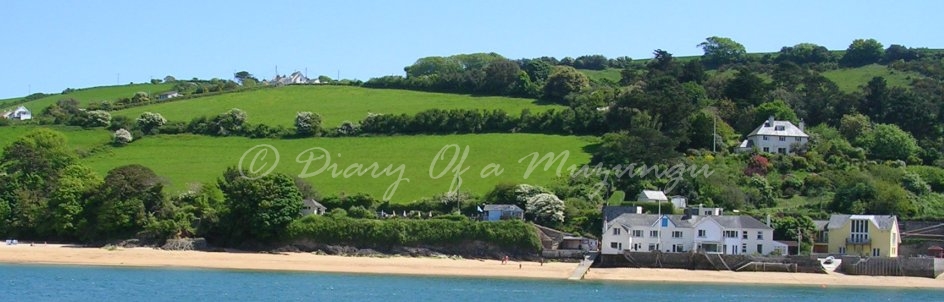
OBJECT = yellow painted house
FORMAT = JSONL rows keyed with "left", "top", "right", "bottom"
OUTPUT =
{"left": 824, "top": 214, "right": 900, "bottom": 257}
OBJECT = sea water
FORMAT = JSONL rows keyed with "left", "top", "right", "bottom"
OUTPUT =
{"left": 0, "top": 264, "right": 940, "bottom": 301}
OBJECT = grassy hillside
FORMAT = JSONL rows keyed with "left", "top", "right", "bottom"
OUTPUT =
{"left": 81, "top": 133, "right": 594, "bottom": 202}
{"left": 0, "top": 97, "right": 21, "bottom": 107}
{"left": 580, "top": 69, "right": 621, "bottom": 83}
{"left": 19, "top": 83, "right": 175, "bottom": 112}
{"left": 822, "top": 64, "right": 922, "bottom": 92}
{"left": 0, "top": 126, "right": 595, "bottom": 202}
{"left": 113, "top": 86, "right": 563, "bottom": 127}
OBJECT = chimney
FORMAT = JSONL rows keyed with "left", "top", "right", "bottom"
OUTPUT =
{"left": 798, "top": 119, "right": 805, "bottom": 131}
{"left": 765, "top": 116, "right": 774, "bottom": 127}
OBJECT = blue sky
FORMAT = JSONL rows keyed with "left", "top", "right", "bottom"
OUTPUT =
{"left": 1, "top": 0, "right": 941, "bottom": 99}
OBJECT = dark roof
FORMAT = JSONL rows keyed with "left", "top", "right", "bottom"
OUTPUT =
{"left": 603, "top": 206, "right": 641, "bottom": 222}
{"left": 827, "top": 214, "right": 897, "bottom": 231}
{"left": 813, "top": 220, "right": 829, "bottom": 230}
{"left": 711, "top": 215, "right": 772, "bottom": 230}
{"left": 483, "top": 204, "right": 522, "bottom": 212}
{"left": 608, "top": 214, "right": 700, "bottom": 228}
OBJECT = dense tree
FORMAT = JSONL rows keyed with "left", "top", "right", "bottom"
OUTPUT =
{"left": 698, "top": 36, "right": 747, "bottom": 68}
{"left": 542, "top": 66, "right": 590, "bottom": 102}
{"left": 883, "top": 44, "right": 921, "bottom": 63}
{"left": 89, "top": 164, "right": 165, "bottom": 240}
{"left": 840, "top": 38, "right": 884, "bottom": 67}
{"left": 294, "top": 111, "right": 322, "bottom": 136}
{"left": 838, "top": 113, "right": 872, "bottom": 142}
{"left": 214, "top": 108, "right": 247, "bottom": 136}
{"left": 217, "top": 167, "right": 303, "bottom": 243}
{"left": 753, "top": 100, "right": 798, "bottom": 126}
{"left": 521, "top": 59, "right": 554, "bottom": 83}
{"left": 136, "top": 112, "right": 167, "bottom": 135}
{"left": 723, "top": 69, "right": 769, "bottom": 107}
{"left": 404, "top": 56, "right": 463, "bottom": 78}
{"left": 776, "top": 43, "right": 833, "bottom": 65}
{"left": 866, "top": 124, "right": 921, "bottom": 162}
{"left": 483, "top": 59, "right": 522, "bottom": 95}
{"left": 525, "top": 193, "right": 566, "bottom": 226}
{"left": 573, "top": 55, "right": 609, "bottom": 70}
{"left": 47, "top": 165, "right": 101, "bottom": 239}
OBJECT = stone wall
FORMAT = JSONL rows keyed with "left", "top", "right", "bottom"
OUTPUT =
{"left": 839, "top": 256, "right": 943, "bottom": 278}
{"left": 597, "top": 251, "right": 824, "bottom": 273}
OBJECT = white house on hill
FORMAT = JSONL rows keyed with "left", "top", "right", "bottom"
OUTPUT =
{"left": 736, "top": 116, "right": 808, "bottom": 154}
{"left": 2, "top": 106, "right": 31, "bottom": 120}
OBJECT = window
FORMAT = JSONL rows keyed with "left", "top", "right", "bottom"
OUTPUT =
{"left": 757, "top": 244, "right": 763, "bottom": 254}
{"left": 672, "top": 244, "right": 684, "bottom": 253}
{"left": 839, "top": 247, "right": 846, "bottom": 254}
{"left": 741, "top": 243, "right": 747, "bottom": 254}
{"left": 762, "top": 136, "right": 768, "bottom": 141}
{"left": 648, "top": 244, "right": 658, "bottom": 251}
{"left": 775, "top": 125, "right": 785, "bottom": 131}
{"left": 632, "top": 230, "right": 643, "bottom": 237}
{"left": 892, "top": 234, "right": 897, "bottom": 245}
{"left": 724, "top": 230, "right": 737, "bottom": 238}
{"left": 851, "top": 219, "right": 870, "bottom": 243}
{"left": 892, "top": 247, "right": 897, "bottom": 255}
{"left": 632, "top": 243, "right": 642, "bottom": 251}
{"left": 778, "top": 147, "right": 787, "bottom": 154}
{"left": 612, "top": 228, "right": 621, "bottom": 235}
{"left": 672, "top": 231, "right": 682, "bottom": 238}
{"left": 703, "top": 211, "right": 711, "bottom": 216}
{"left": 762, "top": 147, "right": 769, "bottom": 152}
{"left": 779, "top": 136, "right": 786, "bottom": 141}
{"left": 872, "top": 248, "right": 880, "bottom": 257}
{"left": 742, "top": 231, "right": 748, "bottom": 239}
{"left": 610, "top": 242, "right": 619, "bottom": 249}
{"left": 650, "top": 230, "right": 659, "bottom": 238}
{"left": 697, "top": 230, "right": 706, "bottom": 238}
{"left": 795, "top": 137, "right": 802, "bottom": 142}
{"left": 757, "top": 231, "right": 763, "bottom": 240}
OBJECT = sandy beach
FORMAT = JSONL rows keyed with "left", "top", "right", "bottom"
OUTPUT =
{"left": 585, "top": 267, "right": 944, "bottom": 289}
{"left": 2, "top": 244, "right": 942, "bottom": 289}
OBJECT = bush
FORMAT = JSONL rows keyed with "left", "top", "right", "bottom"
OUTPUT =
{"left": 113, "top": 129, "right": 133, "bottom": 146}
{"left": 287, "top": 215, "right": 542, "bottom": 253}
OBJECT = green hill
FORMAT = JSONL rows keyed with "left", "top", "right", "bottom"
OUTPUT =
{"left": 0, "top": 125, "right": 594, "bottom": 203}
{"left": 19, "top": 83, "right": 175, "bottom": 112}
{"left": 112, "top": 85, "right": 563, "bottom": 127}
{"left": 822, "top": 64, "right": 923, "bottom": 92}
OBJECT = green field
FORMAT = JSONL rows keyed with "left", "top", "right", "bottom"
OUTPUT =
{"left": 822, "top": 64, "right": 922, "bottom": 92}
{"left": 18, "top": 83, "right": 175, "bottom": 112}
{"left": 113, "top": 86, "right": 563, "bottom": 127}
{"left": 1, "top": 126, "right": 595, "bottom": 203}
{"left": 580, "top": 69, "right": 622, "bottom": 84}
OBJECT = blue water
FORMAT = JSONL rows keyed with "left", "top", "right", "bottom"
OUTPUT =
{"left": 0, "top": 264, "right": 941, "bottom": 301}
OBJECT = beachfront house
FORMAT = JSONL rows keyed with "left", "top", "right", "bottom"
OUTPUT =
{"left": 482, "top": 204, "right": 524, "bottom": 221}
{"left": 736, "top": 116, "right": 808, "bottom": 154}
{"left": 601, "top": 206, "right": 787, "bottom": 256}
{"left": 300, "top": 198, "right": 327, "bottom": 216}
{"left": 825, "top": 214, "right": 900, "bottom": 257}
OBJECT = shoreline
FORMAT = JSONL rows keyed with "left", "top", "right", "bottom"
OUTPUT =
{"left": 2, "top": 245, "right": 942, "bottom": 289}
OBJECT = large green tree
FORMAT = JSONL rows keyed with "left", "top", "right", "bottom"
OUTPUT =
{"left": 217, "top": 168, "right": 303, "bottom": 244}
{"left": 698, "top": 36, "right": 747, "bottom": 68}
{"left": 542, "top": 66, "right": 590, "bottom": 102}
{"left": 840, "top": 38, "right": 884, "bottom": 67}
{"left": 89, "top": 164, "right": 166, "bottom": 240}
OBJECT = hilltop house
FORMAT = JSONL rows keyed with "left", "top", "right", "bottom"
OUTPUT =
{"left": 736, "top": 116, "right": 809, "bottom": 154}
{"left": 823, "top": 214, "right": 900, "bottom": 257}
{"left": 601, "top": 206, "right": 787, "bottom": 256}
{"left": 2, "top": 106, "right": 31, "bottom": 120}
{"left": 482, "top": 204, "right": 524, "bottom": 221}
{"left": 636, "top": 190, "right": 686, "bottom": 209}
{"left": 158, "top": 91, "right": 180, "bottom": 100}
{"left": 300, "top": 198, "right": 327, "bottom": 216}
{"left": 269, "top": 71, "right": 316, "bottom": 86}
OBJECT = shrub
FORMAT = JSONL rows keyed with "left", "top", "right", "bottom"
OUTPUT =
{"left": 113, "top": 129, "right": 133, "bottom": 146}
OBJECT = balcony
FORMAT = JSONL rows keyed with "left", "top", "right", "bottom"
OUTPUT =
{"left": 846, "top": 237, "right": 871, "bottom": 245}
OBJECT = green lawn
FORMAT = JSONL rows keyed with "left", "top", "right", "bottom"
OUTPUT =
{"left": 580, "top": 68, "right": 622, "bottom": 84}
{"left": 0, "top": 125, "right": 113, "bottom": 154}
{"left": 112, "top": 86, "right": 563, "bottom": 127}
{"left": 822, "top": 64, "right": 922, "bottom": 92}
{"left": 18, "top": 83, "right": 176, "bottom": 112}
{"left": 0, "top": 97, "right": 22, "bottom": 107}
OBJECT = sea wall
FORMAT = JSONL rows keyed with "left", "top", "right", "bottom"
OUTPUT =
{"left": 596, "top": 251, "right": 824, "bottom": 273}
{"left": 839, "top": 256, "right": 944, "bottom": 278}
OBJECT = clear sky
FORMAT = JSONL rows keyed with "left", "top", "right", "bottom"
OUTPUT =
{"left": 1, "top": 0, "right": 941, "bottom": 99}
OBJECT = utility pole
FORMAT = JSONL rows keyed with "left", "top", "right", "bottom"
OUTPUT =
{"left": 797, "top": 226, "right": 802, "bottom": 256}
{"left": 712, "top": 115, "right": 717, "bottom": 153}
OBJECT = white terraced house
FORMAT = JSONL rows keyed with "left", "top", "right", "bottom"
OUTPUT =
{"left": 601, "top": 206, "right": 788, "bottom": 256}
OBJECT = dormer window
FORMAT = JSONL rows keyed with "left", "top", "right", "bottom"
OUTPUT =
{"left": 775, "top": 125, "right": 785, "bottom": 131}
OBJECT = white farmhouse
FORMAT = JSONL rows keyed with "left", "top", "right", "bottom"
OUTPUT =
{"left": 2, "top": 106, "right": 32, "bottom": 120}
{"left": 736, "top": 116, "right": 808, "bottom": 154}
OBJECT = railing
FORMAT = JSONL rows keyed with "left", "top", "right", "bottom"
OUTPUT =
{"left": 846, "top": 237, "right": 871, "bottom": 245}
